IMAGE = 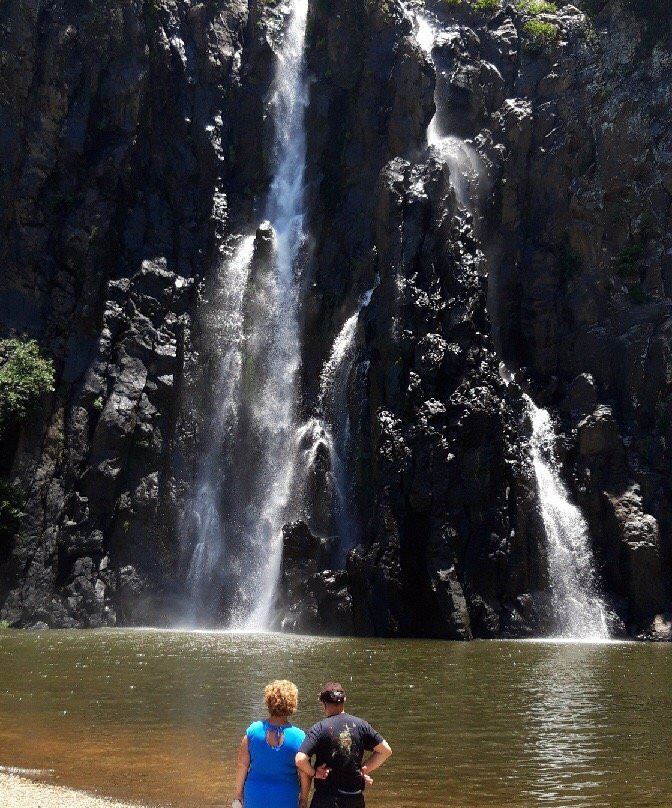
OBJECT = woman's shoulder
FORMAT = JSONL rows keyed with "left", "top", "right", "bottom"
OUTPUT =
{"left": 246, "top": 720, "right": 265, "bottom": 737}
{"left": 286, "top": 725, "right": 306, "bottom": 744}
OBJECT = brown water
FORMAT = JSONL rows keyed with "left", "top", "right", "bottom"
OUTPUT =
{"left": 0, "top": 629, "right": 670, "bottom": 808}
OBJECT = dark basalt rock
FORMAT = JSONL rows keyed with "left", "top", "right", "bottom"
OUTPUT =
{"left": 279, "top": 521, "right": 352, "bottom": 635}
{"left": 0, "top": 0, "right": 670, "bottom": 638}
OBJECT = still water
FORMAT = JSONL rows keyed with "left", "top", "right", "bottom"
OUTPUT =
{"left": 0, "top": 630, "right": 670, "bottom": 807}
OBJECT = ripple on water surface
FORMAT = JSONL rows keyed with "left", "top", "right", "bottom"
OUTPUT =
{"left": 0, "top": 630, "right": 670, "bottom": 808}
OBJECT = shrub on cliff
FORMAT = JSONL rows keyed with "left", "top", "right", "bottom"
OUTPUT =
{"left": 472, "top": 0, "right": 500, "bottom": 13}
{"left": 517, "top": 0, "right": 557, "bottom": 12}
{"left": 523, "top": 19, "right": 559, "bottom": 49}
{"left": 0, "top": 338, "right": 55, "bottom": 427}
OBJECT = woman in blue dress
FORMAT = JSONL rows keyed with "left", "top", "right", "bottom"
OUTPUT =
{"left": 232, "top": 680, "right": 310, "bottom": 808}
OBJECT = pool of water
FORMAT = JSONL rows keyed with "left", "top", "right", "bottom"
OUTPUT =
{"left": 0, "top": 630, "right": 670, "bottom": 807}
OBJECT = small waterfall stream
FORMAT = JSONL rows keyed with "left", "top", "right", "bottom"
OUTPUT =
{"left": 413, "top": 11, "right": 482, "bottom": 208}
{"left": 293, "top": 286, "right": 376, "bottom": 561}
{"left": 525, "top": 396, "right": 609, "bottom": 640}
{"left": 319, "top": 286, "right": 376, "bottom": 560}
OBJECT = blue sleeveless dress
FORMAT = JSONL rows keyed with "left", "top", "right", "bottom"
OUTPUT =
{"left": 244, "top": 720, "right": 306, "bottom": 808}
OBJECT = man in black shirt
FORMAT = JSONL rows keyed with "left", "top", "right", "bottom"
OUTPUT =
{"left": 295, "top": 681, "right": 392, "bottom": 808}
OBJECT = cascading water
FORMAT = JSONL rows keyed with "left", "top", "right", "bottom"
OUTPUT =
{"left": 184, "top": 236, "right": 255, "bottom": 615}
{"left": 413, "top": 10, "right": 482, "bottom": 209}
{"left": 319, "top": 286, "right": 376, "bottom": 560}
{"left": 292, "top": 286, "right": 376, "bottom": 561}
{"left": 525, "top": 395, "right": 609, "bottom": 640}
{"left": 184, "top": 0, "right": 309, "bottom": 630}
{"left": 236, "top": 0, "right": 309, "bottom": 631}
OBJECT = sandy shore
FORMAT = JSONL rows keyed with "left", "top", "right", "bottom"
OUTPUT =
{"left": 0, "top": 773, "right": 162, "bottom": 808}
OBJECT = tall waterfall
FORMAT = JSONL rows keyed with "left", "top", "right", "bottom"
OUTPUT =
{"left": 525, "top": 396, "right": 609, "bottom": 640}
{"left": 238, "top": 0, "right": 309, "bottom": 630}
{"left": 184, "top": 0, "right": 309, "bottom": 630}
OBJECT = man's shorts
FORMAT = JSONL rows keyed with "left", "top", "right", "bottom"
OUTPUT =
{"left": 310, "top": 793, "right": 365, "bottom": 808}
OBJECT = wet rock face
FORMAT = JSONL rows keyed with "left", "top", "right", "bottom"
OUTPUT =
{"left": 0, "top": 0, "right": 250, "bottom": 627}
{"left": 0, "top": 0, "right": 670, "bottom": 636}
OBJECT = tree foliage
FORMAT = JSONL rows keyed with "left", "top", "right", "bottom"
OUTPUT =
{"left": 0, "top": 338, "right": 55, "bottom": 427}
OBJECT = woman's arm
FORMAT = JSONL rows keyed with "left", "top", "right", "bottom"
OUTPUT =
{"left": 298, "top": 767, "right": 311, "bottom": 808}
{"left": 233, "top": 735, "right": 250, "bottom": 803}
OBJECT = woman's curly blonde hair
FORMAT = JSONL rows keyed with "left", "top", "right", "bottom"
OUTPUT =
{"left": 264, "top": 679, "right": 299, "bottom": 716}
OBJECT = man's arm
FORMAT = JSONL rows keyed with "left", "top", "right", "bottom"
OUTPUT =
{"left": 295, "top": 752, "right": 329, "bottom": 779}
{"left": 361, "top": 740, "right": 392, "bottom": 776}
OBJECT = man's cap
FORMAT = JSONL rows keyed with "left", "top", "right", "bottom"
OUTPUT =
{"left": 319, "top": 681, "right": 346, "bottom": 704}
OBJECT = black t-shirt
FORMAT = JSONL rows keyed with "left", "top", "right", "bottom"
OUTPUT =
{"left": 298, "top": 713, "right": 384, "bottom": 796}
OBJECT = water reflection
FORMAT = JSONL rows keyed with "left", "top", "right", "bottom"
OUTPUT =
{"left": 522, "top": 644, "right": 609, "bottom": 807}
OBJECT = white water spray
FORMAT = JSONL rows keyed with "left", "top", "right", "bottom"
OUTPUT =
{"left": 412, "top": 10, "right": 483, "bottom": 208}
{"left": 293, "top": 285, "right": 377, "bottom": 559}
{"left": 235, "top": 0, "right": 309, "bottom": 630}
{"left": 525, "top": 396, "right": 609, "bottom": 640}
{"left": 414, "top": 4, "right": 609, "bottom": 639}
{"left": 184, "top": 236, "right": 255, "bottom": 614}
{"left": 320, "top": 286, "right": 376, "bottom": 559}
{"left": 184, "top": 0, "right": 309, "bottom": 630}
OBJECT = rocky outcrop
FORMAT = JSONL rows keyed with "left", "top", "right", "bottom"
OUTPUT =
{"left": 0, "top": 0, "right": 670, "bottom": 637}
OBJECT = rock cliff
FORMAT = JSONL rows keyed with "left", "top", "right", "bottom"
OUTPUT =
{"left": 0, "top": 0, "right": 670, "bottom": 640}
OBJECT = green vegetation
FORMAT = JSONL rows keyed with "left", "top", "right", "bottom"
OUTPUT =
{"left": 517, "top": 0, "right": 557, "bottom": 13}
{"left": 0, "top": 620, "right": 10, "bottom": 629}
{"left": 615, "top": 220, "right": 658, "bottom": 281}
{"left": 0, "top": 339, "right": 54, "bottom": 427}
{"left": 628, "top": 282, "right": 649, "bottom": 305}
{"left": 523, "top": 19, "right": 559, "bottom": 49}
{"left": 442, "top": 0, "right": 461, "bottom": 6}
{"left": 92, "top": 396, "right": 104, "bottom": 413}
{"left": 613, "top": 222, "right": 658, "bottom": 304}
{"left": 472, "top": 0, "right": 500, "bottom": 12}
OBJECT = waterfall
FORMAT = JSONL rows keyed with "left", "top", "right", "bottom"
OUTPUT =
{"left": 236, "top": 0, "right": 309, "bottom": 631}
{"left": 525, "top": 396, "right": 609, "bottom": 640}
{"left": 291, "top": 286, "right": 376, "bottom": 561}
{"left": 184, "top": 235, "right": 255, "bottom": 617}
{"left": 184, "top": 0, "right": 309, "bottom": 630}
{"left": 414, "top": 6, "right": 608, "bottom": 640}
{"left": 413, "top": 10, "right": 483, "bottom": 209}
{"left": 318, "top": 286, "right": 376, "bottom": 560}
